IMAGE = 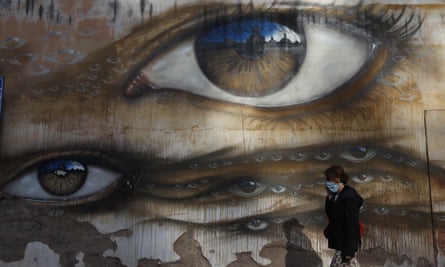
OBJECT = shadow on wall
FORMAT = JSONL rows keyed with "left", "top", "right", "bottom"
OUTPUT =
{"left": 283, "top": 218, "right": 322, "bottom": 267}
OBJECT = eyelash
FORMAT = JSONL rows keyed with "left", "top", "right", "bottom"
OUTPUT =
{"left": 357, "top": 5, "right": 423, "bottom": 42}
{"left": 274, "top": 3, "right": 423, "bottom": 41}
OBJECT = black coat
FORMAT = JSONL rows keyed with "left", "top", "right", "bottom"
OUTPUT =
{"left": 325, "top": 185, "right": 363, "bottom": 259}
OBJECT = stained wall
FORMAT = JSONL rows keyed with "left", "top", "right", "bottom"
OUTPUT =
{"left": 1, "top": 1, "right": 445, "bottom": 266}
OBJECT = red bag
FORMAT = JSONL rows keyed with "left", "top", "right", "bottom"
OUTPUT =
{"left": 359, "top": 221, "right": 365, "bottom": 237}
{"left": 323, "top": 224, "right": 329, "bottom": 238}
{"left": 323, "top": 221, "right": 364, "bottom": 238}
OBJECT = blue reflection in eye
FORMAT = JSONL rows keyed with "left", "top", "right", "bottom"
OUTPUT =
{"left": 196, "top": 19, "right": 304, "bottom": 97}
{"left": 245, "top": 218, "right": 269, "bottom": 231}
{"left": 340, "top": 146, "right": 377, "bottom": 163}
{"left": 201, "top": 19, "right": 300, "bottom": 43}
{"left": 270, "top": 184, "right": 287, "bottom": 194}
{"left": 2, "top": 159, "right": 122, "bottom": 205}
{"left": 38, "top": 160, "right": 87, "bottom": 196}
{"left": 229, "top": 180, "right": 267, "bottom": 198}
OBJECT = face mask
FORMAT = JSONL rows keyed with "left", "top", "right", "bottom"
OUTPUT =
{"left": 326, "top": 181, "right": 339, "bottom": 193}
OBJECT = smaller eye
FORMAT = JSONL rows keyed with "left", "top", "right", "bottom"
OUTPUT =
{"left": 351, "top": 174, "right": 374, "bottom": 184}
{"left": 407, "top": 160, "right": 419, "bottom": 167}
{"left": 398, "top": 210, "right": 407, "bottom": 216}
{"left": 314, "top": 151, "right": 332, "bottom": 161}
{"left": 229, "top": 180, "right": 267, "bottom": 198}
{"left": 340, "top": 146, "right": 377, "bottom": 163}
{"left": 289, "top": 152, "right": 307, "bottom": 161}
{"left": 270, "top": 185, "right": 287, "bottom": 194}
{"left": 245, "top": 218, "right": 269, "bottom": 231}
{"left": 380, "top": 174, "right": 395, "bottom": 182}
{"left": 374, "top": 207, "right": 390, "bottom": 215}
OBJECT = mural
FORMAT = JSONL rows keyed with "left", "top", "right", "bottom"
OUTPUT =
{"left": 1, "top": 0, "right": 445, "bottom": 266}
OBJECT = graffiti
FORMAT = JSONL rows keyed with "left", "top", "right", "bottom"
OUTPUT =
{"left": 1, "top": 0, "right": 445, "bottom": 266}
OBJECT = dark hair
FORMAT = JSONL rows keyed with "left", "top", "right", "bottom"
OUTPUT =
{"left": 324, "top": 165, "right": 349, "bottom": 184}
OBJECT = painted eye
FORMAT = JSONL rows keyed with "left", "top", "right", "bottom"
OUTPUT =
{"left": 351, "top": 173, "right": 374, "bottom": 184}
{"left": 314, "top": 151, "right": 332, "bottom": 161}
{"left": 380, "top": 174, "right": 395, "bottom": 182}
{"left": 340, "top": 146, "right": 377, "bottom": 163}
{"left": 2, "top": 159, "right": 123, "bottom": 205}
{"left": 244, "top": 218, "right": 269, "bottom": 231}
{"left": 229, "top": 180, "right": 267, "bottom": 198}
{"left": 374, "top": 207, "right": 390, "bottom": 215}
{"left": 270, "top": 184, "right": 287, "bottom": 194}
{"left": 134, "top": 16, "right": 377, "bottom": 107}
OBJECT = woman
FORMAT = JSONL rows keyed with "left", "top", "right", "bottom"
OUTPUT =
{"left": 324, "top": 165, "right": 363, "bottom": 267}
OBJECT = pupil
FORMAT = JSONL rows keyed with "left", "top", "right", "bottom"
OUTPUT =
{"left": 238, "top": 181, "right": 257, "bottom": 193}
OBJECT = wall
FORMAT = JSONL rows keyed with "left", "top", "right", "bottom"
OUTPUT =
{"left": 1, "top": 0, "right": 445, "bottom": 266}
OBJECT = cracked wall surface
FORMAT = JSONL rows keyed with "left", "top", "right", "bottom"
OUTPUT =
{"left": 1, "top": 0, "right": 445, "bottom": 266}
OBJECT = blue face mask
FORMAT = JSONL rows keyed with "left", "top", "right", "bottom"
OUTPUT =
{"left": 326, "top": 181, "right": 339, "bottom": 193}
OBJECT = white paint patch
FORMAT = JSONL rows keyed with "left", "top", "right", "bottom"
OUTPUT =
{"left": 104, "top": 222, "right": 184, "bottom": 267}
{"left": 74, "top": 252, "right": 85, "bottom": 267}
{"left": 0, "top": 241, "right": 61, "bottom": 267}
{"left": 195, "top": 229, "right": 276, "bottom": 266}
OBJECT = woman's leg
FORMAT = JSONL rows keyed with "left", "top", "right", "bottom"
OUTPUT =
{"left": 330, "top": 251, "right": 360, "bottom": 267}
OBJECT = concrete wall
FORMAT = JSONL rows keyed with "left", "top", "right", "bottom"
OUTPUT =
{"left": 1, "top": 1, "right": 445, "bottom": 266}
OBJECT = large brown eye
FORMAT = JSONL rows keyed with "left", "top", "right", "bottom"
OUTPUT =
{"left": 38, "top": 160, "right": 87, "bottom": 196}
{"left": 134, "top": 11, "right": 381, "bottom": 107}
{"left": 2, "top": 156, "right": 122, "bottom": 205}
{"left": 195, "top": 19, "right": 306, "bottom": 97}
